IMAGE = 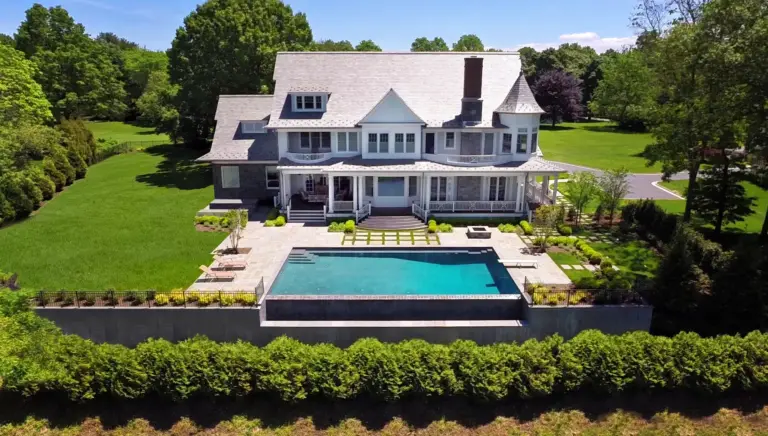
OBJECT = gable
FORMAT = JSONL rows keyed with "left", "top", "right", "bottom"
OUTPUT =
{"left": 359, "top": 89, "right": 424, "bottom": 124}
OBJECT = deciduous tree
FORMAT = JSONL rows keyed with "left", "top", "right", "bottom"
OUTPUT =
{"left": 598, "top": 167, "right": 630, "bottom": 223}
{"left": 589, "top": 50, "right": 655, "bottom": 130}
{"left": 410, "top": 37, "right": 449, "bottom": 52}
{"left": 533, "top": 70, "right": 583, "bottom": 126}
{"left": 312, "top": 39, "right": 354, "bottom": 51}
{"left": 452, "top": 34, "right": 484, "bottom": 52}
{"left": 355, "top": 40, "right": 381, "bottom": 51}
{"left": 0, "top": 44, "right": 51, "bottom": 128}
{"left": 562, "top": 172, "right": 599, "bottom": 226}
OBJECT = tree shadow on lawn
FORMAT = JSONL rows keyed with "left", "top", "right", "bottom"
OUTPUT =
{"left": 1, "top": 391, "right": 767, "bottom": 432}
{"left": 539, "top": 125, "right": 575, "bottom": 132}
{"left": 135, "top": 145, "right": 212, "bottom": 190}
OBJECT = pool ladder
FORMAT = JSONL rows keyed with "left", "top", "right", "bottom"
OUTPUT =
{"left": 287, "top": 249, "right": 316, "bottom": 264}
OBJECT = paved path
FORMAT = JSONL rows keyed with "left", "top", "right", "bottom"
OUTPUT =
{"left": 549, "top": 161, "right": 688, "bottom": 200}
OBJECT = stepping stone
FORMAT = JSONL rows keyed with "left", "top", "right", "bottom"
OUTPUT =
{"left": 572, "top": 265, "right": 584, "bottom": 270}
{"left": 584, "top": 264, "right": 597, "bottom": 271}
{"left": 612, "top": 265, "right": 620, "bottom": 271}
{"left": 561, "top": 265, "right": 573, "bottom": 270}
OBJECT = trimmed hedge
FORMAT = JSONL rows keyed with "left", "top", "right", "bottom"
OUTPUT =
{"left": 2, "top": 311, "right": 768, "bottom": 403}
{"left": 519, "top": 220, "right": 534, "bottom": 235}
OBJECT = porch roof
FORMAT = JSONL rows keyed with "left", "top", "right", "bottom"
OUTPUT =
{"left": 276, "top": 156, "right": 565, "bottom": 173}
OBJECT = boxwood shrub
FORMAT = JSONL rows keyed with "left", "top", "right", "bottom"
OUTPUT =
{"left": 2, "top": 311, "right": 768, "bottom": 403}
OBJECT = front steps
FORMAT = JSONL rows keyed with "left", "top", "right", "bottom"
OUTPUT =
{"left": 358, "top": 215, "right": 426, "bottom": 231}
{"left": 288, "top": 209, "right": 325, "bottom": 224}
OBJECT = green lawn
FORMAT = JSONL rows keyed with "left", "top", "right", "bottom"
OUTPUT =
{"left": 86, "top": 121, "right": 171, "bottom": 144}
{"left": 539, "top": 121, "right": 661, "bottom": 173}
{"left": 0, "top": 146, "right": 223, "bottom": 290}
{"left": 591, "top": 240, "right": 660, "bottom": 279}
{"left": 660, "top": 180, "right": 767, "bottom": 234}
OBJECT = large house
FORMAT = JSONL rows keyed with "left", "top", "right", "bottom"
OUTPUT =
{"left": 198, "top": 52, "right": 564, "bottom": 223}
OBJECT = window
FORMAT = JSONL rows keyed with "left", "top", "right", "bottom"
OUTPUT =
{"left": 406, "top": 133, "right": 415, "bottom": 153}
{"left": 265, "top": 166, "right": 280, "bottom": 190}
{"left": 337, "top": 132, "right": 347, "bottom": 152}
{"left": 348, "top": 132, "right": 358, "bottom": 152}
{"left": 311, "top": 132, "right": 321, "bottom": 149}
{"left": 378, "top": 177, "right": 405, "bottom": 196}
{"left": 293, "top": 94, "right": 325, "bottom": 112}
{"left": 531, "top": 128, "right": 539, "bottom": 153}
{"left": 430, "top": 177, "right": 447, "bottom": 201}
{"left": 502, "top": 134, "right": 512, "bottom": 154}
{"left": 488, "top": 177, "right": 506, "bottom": 201}
{"left": 368, "top": 133, "right": 377, "bottom": 153}
{"left": 379, "top": 133, "right": 389, "bottom": 153}
{"left": 300, "top": 132, "right": 311, "bottom": 149}
{"left": 300, "top": 131, "right": 331, "bottom": 149}
{"left": 483, "top": 133, "right": 494, "bottom": 155}
{"left": 408, "top": 176, "right": 418, "bottom": 197}
{"left": 365, "top": 176, "right": 374, "bottom": 196}
{"left": 221, "top": 166, "right": 240, "bottom": 189}
{"left": 320, "top": 132, "right": 331, "bottom": 148}
{"left": 394, "top": 133, "right": 404, "bottom": 153}
{"left": 305, "top": 176, "right": 315, "bottom": 193}
{"left": 241, "top": 122, "right": 264, "bottom": 134}
{"left": 517, "top": 128, "right": 528, "bottom": 153}
{"left": 445, "top": 132, "right": 455, "bottom": 149}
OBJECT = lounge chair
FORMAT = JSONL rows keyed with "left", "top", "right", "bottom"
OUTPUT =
{"left": 199, "top": 265, "right": 236, "bottom": 281}
{"left": 498, "top": 259, "right": 539, "bottom": 269}
{"left": 214, "top": 255, "right": 248, "bottom": 270}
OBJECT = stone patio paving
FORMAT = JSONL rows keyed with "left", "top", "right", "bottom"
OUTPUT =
{"left": 189, "top": 222, "right": 571, "bottom": 293}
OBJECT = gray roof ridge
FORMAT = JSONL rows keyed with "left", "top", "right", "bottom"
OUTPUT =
{"left": 219, "top": 94, "right": 273, "bottom": 98}
{"left": 494, "top": 73, "right": 544, "bottom": 114}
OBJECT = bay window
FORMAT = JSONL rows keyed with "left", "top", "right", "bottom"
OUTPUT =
{"left": 220, "top": 166, "right": 240, "bottom": 189}
{"left": 516, "top": 128, "right": 528, "bottom": 153}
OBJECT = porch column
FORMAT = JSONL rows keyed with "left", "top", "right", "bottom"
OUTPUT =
{"left": 328, "top": 174, "right": 335, "bottom": 213}
{"left": 515, "top": 176, "right": 524, "bottom": 212}
{"left": 552, "top": 174, "right": 559, "bottom": 204}
{"left": 358, "top": 176, "right": 364, "bottom": 209}
{"left": 425, "top": 175, "right": 431, "bottom": 211}
{"left": 352, "top": 176, "right": 359, "bottom": 211}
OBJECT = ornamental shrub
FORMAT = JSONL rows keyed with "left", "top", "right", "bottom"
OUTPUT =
{"left": 519, "top": 220, "right": 534, "bottom": 235}
{"left": 344, "top": 220, "right": 355, "bottom": 233}
{"left": 428, "top": 221, "right": 438, "bottom": 233}
{"left": 437, "top": 223, "right": 453, "bottom": 233}
{"left": 498, "top": 223, "right": 518, "bottom": 233}
{"left": 328, "top": 222, "right": 345, "bottom": 232}
{"left": 275, "top": 216, "right": 286, "bottom": 226}
{"left": 557, "top": 224, "right": 573, "bottom": 236}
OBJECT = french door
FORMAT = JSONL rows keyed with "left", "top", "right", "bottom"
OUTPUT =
{"left": 488, "top": 177, "right": 507, "bottom": 201}
{"left": 430, "top": 177, "right": 448, "bottom": 201}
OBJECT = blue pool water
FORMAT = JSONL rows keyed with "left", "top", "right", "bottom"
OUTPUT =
{"left": 270, "top": 249, "right": 520, "bottom": 296}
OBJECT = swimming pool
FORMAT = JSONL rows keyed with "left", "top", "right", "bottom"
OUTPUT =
{"left": 269, "top": 248, "right": 520, "bottom": 296}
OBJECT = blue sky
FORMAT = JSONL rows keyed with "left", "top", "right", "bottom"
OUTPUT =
{"left": 0, "top": 0, "right": 639, "bottom": 53}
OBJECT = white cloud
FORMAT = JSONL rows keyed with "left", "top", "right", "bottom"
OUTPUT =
{"left": 510, "top": 32, "right": 636, "bottom": 53}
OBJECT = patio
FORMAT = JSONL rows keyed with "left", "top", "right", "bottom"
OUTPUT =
{"left": 189, "top": 216, "right": 571, "bottom": 293}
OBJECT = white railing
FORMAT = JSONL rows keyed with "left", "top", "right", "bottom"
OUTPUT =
{"left": 412, "top": 202, "right": 427, "bottom": 221}
{"left": 333, "top": 201, "right": 354, "bottom": 212}
{"left": 285, "top": 152, "right": 332, "bottom": 163}
{"left": 526, "top": 180, "right": 553, "bottom": 204}
{"left": 355, "top": 202, "right": 371, "bottom": 223}
{"left": 428, "top": 200, "right": 517, "bottom": 213}
{"left": 445, "top": 154, "right": 499, "bottom": 164}
{"left": 286, "top": 198, "right": 292, "bottom": 221}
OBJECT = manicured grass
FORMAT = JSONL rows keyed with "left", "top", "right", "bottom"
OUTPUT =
{"left": 660, "top": 179, "right": 768, "bottom": 234}
{"left": 85, "top": 121, "right": 171, "bottom": 144}
{"left": 539, "top": 121, "right": 661, "bottom": 173}
{"left": 0, "top": 146, "right": 223, "bottom": 290}
{"left": 592, "top": 239, "right": 660, "bottom": 278}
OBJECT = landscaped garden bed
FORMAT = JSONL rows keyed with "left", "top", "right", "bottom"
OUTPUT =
{"left": 35, "top": 289, "right": 260, "bottom": 308}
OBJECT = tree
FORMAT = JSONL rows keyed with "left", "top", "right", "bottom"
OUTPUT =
{"left": 14, "top": 5, "right": 128, "bottom": 119}
{"left": 533, "top": 70, "right": 583, "bottom": 126}
{"left": 631, "top": 0, "right": 668, "bottom": 33}
{"left": 121, "top": 48, "right": 169, "bottom": 109}
{"left": 225, "top": 209, "right": 248, "bottom": 253}
{"left": 690, "top": 152, "right": 756, "bottom": 236}
{"left": 136, "top": 70, "right": 179, "bottom": 139}
{"left": 167, "top": 0, "right": 312, "bottom": 145}
{"left": 410, "top": 37, "right": 449, "bottom": 52}
{"left": 355, "top": 40, "right": 381, "bottom": 51}
{"left": 562, "top": 172, "right": 599, "bottom": 226}
{"left": 518, "top": 47, "right": 538, "bottom": 80}
{"left": 532, "top": 204, "right": 562, "bottom": 251}
{"left": 589, "top": 50, "right": 655, "bottom": 130}
{"left": 598, "top": 167, "right": 630, "bottom": 224}
{"left": 95, "top": 32, "right": 139, "bottom": 50}
{"left": 0, "top": 44, "right": 52, "bottom": 128}
{"left": 452, "top": 34, "right": 484, "bottom": 52}
{"left": 312, "top": 39, "right": 354, "bottom": 51}
{"left": 0, "top": 34, "right": 13, "bottom": 47}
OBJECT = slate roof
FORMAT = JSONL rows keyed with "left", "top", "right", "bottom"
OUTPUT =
{"left": 495, "top": 73, "right": 545, "bottom": 114}
{"left": 267, "top": 52, "right": 523, "bottom": 129}
{"left": 197, "top": 95, "right": 278, "bottom": 162}
{"left": 277, "top": 156, "right": 565, "bottom": 174}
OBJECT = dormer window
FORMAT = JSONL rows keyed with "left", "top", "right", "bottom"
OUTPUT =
{"left": 241, "top": 121, "right": 265, "bottom": 134}
{"left": 293, "top": 94, "right": 326, "bottom": 112}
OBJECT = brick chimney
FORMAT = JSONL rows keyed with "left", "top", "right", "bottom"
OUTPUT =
{"left": 461, "top": 56, "right": 483, "bottom": 125}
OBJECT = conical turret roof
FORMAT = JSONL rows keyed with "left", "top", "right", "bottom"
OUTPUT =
{"left": 495, "top": 72, "right": 545, "bottom": 114}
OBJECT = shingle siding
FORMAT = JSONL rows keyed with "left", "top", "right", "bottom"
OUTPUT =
{"left": 456, "top": 176, "right": 483, "bottom": 201}
{"left": 212, "top": 164, "right": 274, "bottom": 201}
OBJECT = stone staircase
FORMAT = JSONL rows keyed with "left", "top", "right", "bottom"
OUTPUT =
{"left": 358, "top": 215, "right": 426, "bottom": 231}
{"left": 287, "top": 209, "right": 325, "bottom": 224}
{"left": 286, "top": 249, "right": 317, "bottom": 264}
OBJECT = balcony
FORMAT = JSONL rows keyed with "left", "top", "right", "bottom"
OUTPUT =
{"left": 423, "top": 153, "right": 515, "bottom": 167}
{"left": 284, "top": 152, "right": 332, "bottom": 163}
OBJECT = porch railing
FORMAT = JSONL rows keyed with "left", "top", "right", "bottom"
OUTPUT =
{"left": 355, "top": 202, "right": 371, "bottom": 223}
{"left": 286, "top": 198, "right": 292, "bottom": 221}
{"left": 428, "top": 200, "right": 517, "bottom": 213}
{"left": 285, "top": 152, "right": 332, "bottom": 163}
{"left": 526, "top": 180, "right": 553, "bottom": 205}
{"left": 412, "top": 202, "right": 427, "bottom": 221}
{"left": 333, "top": 201, "right": 354, "bottom": 212}
{"left": 445, "top": 154, "right": 499, "bottom": 164}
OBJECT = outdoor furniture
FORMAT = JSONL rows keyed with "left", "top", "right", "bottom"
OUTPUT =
{"left": 299, "top": 189, "right": 309, "bottom": 201}
{"left": 214, "top": 255, "right": 248, "bottom": 270}
{"left": 308, "top": 194, "right": 328, "bottom": 203}
{"left": 466, "top": 226, "right": 492, "bottom": 239}
{"left": 498, "top": 259, "right": 539, "bottom": 269}
{"left": 199, "top": 265, "right": 237, "bottom": 281}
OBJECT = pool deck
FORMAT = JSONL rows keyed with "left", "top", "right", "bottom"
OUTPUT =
{"left": 189, "top": 222, "right": 571, "bottom": 292}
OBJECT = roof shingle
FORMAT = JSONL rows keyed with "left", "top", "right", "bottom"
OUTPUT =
{"left": 198, "top": 95, "right": 278, "bottom": 162}
{"left": 495, "top": 73, "right": 545, "bottom": 114}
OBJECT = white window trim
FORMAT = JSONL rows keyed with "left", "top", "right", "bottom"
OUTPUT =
{"left": 488, "top": 176, "right": 507, "bottom": 201}
{"left": 445, "top": 132, "right": 456, "bottom": 149}
{"left": 292, "top": 93, "right": 326, "bottom": 112}
{"left": 517, "top": 128, "right": 529, "bottom": 153}
{"left": 265, "top": 166, "right": 280, "bottom": 190}
{"left": 299, "top": 131, "right": 331, "bottom": 149}
{"left": 241, "top": 121, "right": 265, "bottom": 134}
{"left": 405, "top": 133, "right": 416, "bottom": 153}
{"left": 369, "top": 133, "right": 391, "bottom": 154}
{"left": 221, "top": 166, "right": 240, "bottom": 189}
{"left": 336, "top": 131, "right": 360, "bottom": 153}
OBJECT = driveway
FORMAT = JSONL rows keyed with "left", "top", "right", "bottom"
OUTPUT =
{"left": 550, "top": 161, "right": 687, "bottom": 200}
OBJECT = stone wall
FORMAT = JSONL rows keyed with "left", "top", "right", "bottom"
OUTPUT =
{"left": 212, "top": 163, "right": 273, "bottom": 201}
{"left": 456, "top": 176, "right": 483, "bottom": 201}
{"left": 460, "top": 133, "right": 482, "bottom": 155}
